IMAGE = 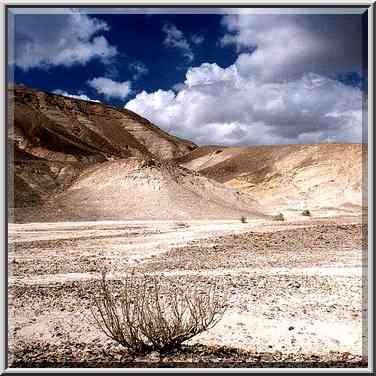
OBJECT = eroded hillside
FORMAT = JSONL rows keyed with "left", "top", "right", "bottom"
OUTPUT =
{"left": 8, "top": 85, "right": 196, "bottom": 215}
{"left": 174, "top": 144, "right": 367, "bottom": 216}
{"left": 23, "top": 158, "right": 268, "bottom": 221}
{"left": 9, "top": 85, "right": 366, "bottom": 221}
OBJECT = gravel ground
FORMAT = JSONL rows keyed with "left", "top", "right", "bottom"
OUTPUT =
{"left": 8, "top": 217, "right": 368, "bottom": 368}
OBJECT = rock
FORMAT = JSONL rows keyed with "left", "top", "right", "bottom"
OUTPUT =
{"left": 288, "top": 281, "right": 301, "bottom": 289}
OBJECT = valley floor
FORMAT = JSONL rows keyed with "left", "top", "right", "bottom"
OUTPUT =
{"left": 8, "top": 216, "right": 368, "bottom": 368}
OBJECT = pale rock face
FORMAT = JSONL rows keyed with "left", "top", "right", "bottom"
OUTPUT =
{"left": 8, "top": 85, "right": 196, "bottom": 216}
{"left": 174, "top": 144, "right": 367, "bottom": 217}
{"left": 36, "top": 159, "right": 268, "bottom": 221}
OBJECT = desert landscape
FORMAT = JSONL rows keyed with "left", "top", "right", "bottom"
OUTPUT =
{"left": 8, "top": 85, "right": 368, "bottom": 368}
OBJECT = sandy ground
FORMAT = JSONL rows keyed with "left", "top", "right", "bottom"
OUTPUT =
{"left": 8, "top": 216, "right": 368, "bottom": 367}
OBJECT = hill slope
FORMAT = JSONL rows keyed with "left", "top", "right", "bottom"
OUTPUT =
{"left": 8, "top": 85, "right": 196, "bottom": 211}
{"left": 28, "top": 158, "right": 267, "bottom": 221}
{"left": 10, "top": 85, "right": 196, "bottom": 162}
{"left": 174, "top": 144, "right": 367, "bottom": 216}
{"left": 9, "top": 85, "right": 366, "bottom": 221}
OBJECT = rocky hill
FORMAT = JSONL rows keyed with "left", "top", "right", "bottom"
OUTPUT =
{"left": 10, "top": 85, "right": 195, "bottom": 162}
{"left": 40, "top": 158, "right": 267, "bottom": 221}
{"left": 174, "top": 144, "right": 367, "bottom": 217}
{"left": 9, "top": 85, "right": 366, "bottom": 222}
{"left": 8, "top": 85, "right": 196, "bottom": 214}
{"left": 9, "top": 85, "right": 267, "bottom": 222}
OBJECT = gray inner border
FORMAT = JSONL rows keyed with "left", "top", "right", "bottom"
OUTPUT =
{"left": 1, "top": 2, "right": 374, "bottom": 373}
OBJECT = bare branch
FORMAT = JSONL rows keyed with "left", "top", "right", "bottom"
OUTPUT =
{"left": 89, "top": 272, "right": 228, "bottom": 354}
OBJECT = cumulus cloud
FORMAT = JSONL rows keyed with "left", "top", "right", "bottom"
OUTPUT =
{"left": 125, "top": 63, "right": 363, "bottom": 146}
{"left": 124, "top": 14, "right": 365, "bottom": 146}
{"left": 14, "top": 12, "right": 117, "bottom": 70}
{"left": 162, "top": 22, "right": 194, "bottom": 62}
{"left": 52, "top": 89, "right": 100, "bottom": 103}
{"left": 87, "top": 77, "right": 132, "bottom": 99}
{"left": 221, "top": 13, "right": 363, "bottom": 82}
{"left": 129, "top": 61, "right": 149, "bottom": 80}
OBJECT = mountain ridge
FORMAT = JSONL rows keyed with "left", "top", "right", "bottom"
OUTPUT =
{"left": 8, "top": 84, "right": 197, "bottom": 216}
{"left": 8, "top": 85, "right": 366, "bottom": 221}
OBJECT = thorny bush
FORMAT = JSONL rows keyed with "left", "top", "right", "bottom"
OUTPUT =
{"left": 89, "top": 271, "right": 227, "bottom": 354}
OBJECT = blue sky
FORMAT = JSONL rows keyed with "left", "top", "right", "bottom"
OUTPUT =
{"left": 12, "top": 13, "right": 238, "bottom": 106}
{"left": 10, "top": 8, "right": 368, "bottom": 146}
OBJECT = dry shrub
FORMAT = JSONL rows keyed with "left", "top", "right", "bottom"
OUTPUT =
{"left": 240, "top": 216, "right": 247, "bottom": 223}
{"left": 139, "top": 159, "right": 157, "bottom": 168}
{"left": 175, "top": 222, "right": 189, "bottom": 229}
{"left": 273, "top": 213, "right": 285, "bottom": 221}
{"left": 302, "top": 209, "right": 311, "bottom": 217}
{"left": 90, "top": 272, "right": 227, "bottom": 354}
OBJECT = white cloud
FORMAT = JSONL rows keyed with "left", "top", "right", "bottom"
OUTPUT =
{"left": 191, "top": 34, "right": 204, "bottom": 45}
{"left": 129, "top": 61, "right": 149, "bottom": 80}
{"left": 220, "top": 13, "right": 363, "bottom": 82}
{"left": 125, "top": 63, "right": 363, "bottom": 146}
{"left": 52, "top": 89, "right": 100, "bottom": 103}
{"left": 162, "top": 22, "right": 194, "bottom": 63}
{"left": 87, "top": 77, "right": 132, "bottom": 99}
{"left": 185, "top": 63, "right": 238, "bottom": 87}
{"left": 14, "top": 12, "right": 118, "bottom": 70}
{"left": 124, "top": 14, "right": 364, "bottom": 146}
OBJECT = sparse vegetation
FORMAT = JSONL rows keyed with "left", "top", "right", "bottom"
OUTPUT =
{"left": 273, "top": 213, "right": 285, "bottom": 221}
{"left": 302, "top": 209, "right": 311, "bottom": 217}
{"left": 175, "top": 222, "right": 189, "bottom": 229}
{"left": 240, "top": 216, "right": 247, "bottom": 223}
{"left": 89, "top": 271, "right": 227, "bottom": 355}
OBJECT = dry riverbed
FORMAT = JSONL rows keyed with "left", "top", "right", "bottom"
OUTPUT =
{"left": 8, "top": 217, "right": 368, "bottom": 368}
